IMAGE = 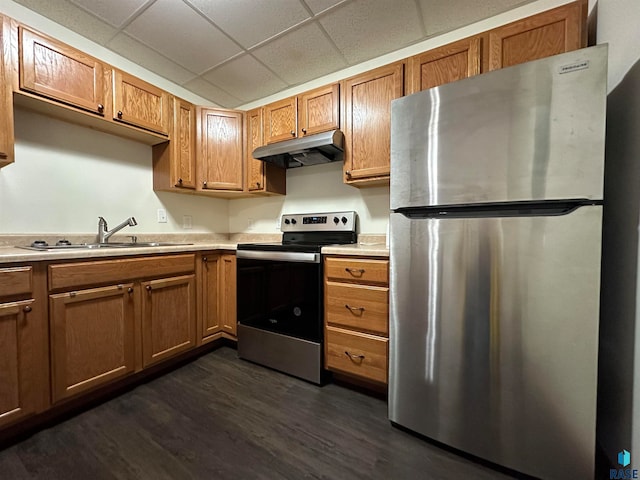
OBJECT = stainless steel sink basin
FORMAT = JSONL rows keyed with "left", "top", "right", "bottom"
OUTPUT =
{"left": 19, "top": 242, "right": 192, "bottom": 251}
{"left": 102, "top": 242, "right": 193, "bottom": 248}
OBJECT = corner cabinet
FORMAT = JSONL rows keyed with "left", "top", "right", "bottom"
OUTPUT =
{"left": 198, "top": 107, "right": 244, "bottom": 193}
{"left": 245, "top": 107, "right": 286, "bottom": 195}
{"left": 0, "top": 265, "right": 49, "bottom": 428}
{"left": 198, "top": 252, "right": 237, "bottom": 344}
{"left": 342, "top": 62, "right": 404, "bottom": 187}
{"left": 488, "top": 0, "right": 587, "bottom": 70}
{"left": 0, "top": 16, "right": 15, "bottom": 167}
{"left": 153, "top": 97, "right": 197, "bottom": 192}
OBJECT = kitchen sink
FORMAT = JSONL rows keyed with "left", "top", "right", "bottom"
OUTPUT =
{"left": 18, "top": 242, "right": 192, "bottom": 251}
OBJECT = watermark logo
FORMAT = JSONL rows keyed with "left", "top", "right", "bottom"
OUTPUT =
{"left": 610, "top": 449, "right": 638, "bottom": 479}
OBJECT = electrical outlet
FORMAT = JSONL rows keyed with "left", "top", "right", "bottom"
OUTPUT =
{"left": 247, "top": 218, "right": 255, "bottom": 230}
{"left": 276, "top": 216, "right": 281, "bottom": 230}
{"left": 157, "top": 208, "right": 167, "bottom": 223}
{"left": 182, "top": 215, "right": 192, "bottom": 229}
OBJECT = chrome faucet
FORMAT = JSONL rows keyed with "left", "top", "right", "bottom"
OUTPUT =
{"left": 97, "top": 216, "right": 138, "bottom": 243}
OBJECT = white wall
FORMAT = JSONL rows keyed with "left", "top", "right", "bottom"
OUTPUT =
{"left": 0, "top": 109, "right": 229, "bottom": 234}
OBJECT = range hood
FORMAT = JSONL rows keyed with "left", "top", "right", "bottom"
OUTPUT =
{"left": 252, "top": 129, "right": 344, "bottom": 168}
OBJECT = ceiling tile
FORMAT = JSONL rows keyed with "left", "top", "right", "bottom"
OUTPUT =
{"left": 202, "top": 55, "right": 288, "bottom": 103}
{"left": 305, "top": 0, "right": 348, "bottom": 15}
{"left": 107, "top": 33, "right": 197, "bottom": 86}
{"left": 124, "top": 0, "right": 242, "bottom": 74}
{"left": 419, "top": 0, "right": 533, "bottom": 35}
{"left": 252, "top": 22, "right": 347, "bottom": 85}
{"left": 12, "top": 0, "right": 117, "bottom": 45}
{"left": 182, "top": 78, "right": 242, "bottom": 108}
{"left": 188, "top": 0, "right": 310, "bottom": 49}
{"left": 69, "top": 0, "right": 149, "bottom": 28}
{"left": 319, "top": 0, "right": 423, "bottom": 64}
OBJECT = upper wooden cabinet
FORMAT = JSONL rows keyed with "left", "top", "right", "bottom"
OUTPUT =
{"left": 152, "top": 97, "right": 197, "bottom": 192}
{"left": 0, "top": 16, "right": 14, "bottom": 167}
{"left": 263, "top": 96, "right": 297, "bottom": 144}
{"left": 298, "top": 84, "right": 340, "bottom": 137}
{"left": 263, "top": 84, "right": 340, "bottom": 144}
{"left": 245, "top": 107, "right": 286, "bottom": 195}
{"left": 112, "top": 70, "right": 170, "bottom": 135}
{"left": 18, "top": 26, "right": 106, "bottom": 116}
{"left": 342, "top": 62, "right": 404, "bottom": 187}
{"left": 198, "top": 107, "right": 244, "bottom": 192}
{"left": 407, "top": 36, "right": 484, "bottom": 94}
{"left": 488, "top": 0, "right": 587, "bottom": 70}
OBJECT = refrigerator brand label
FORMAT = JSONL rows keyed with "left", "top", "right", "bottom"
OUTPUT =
{"left": 559, "top": 60, "right": 590, "bottom": 74}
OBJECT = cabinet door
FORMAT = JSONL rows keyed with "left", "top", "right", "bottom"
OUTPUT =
{"left": 488, "top": 0, "right": 586, "bottom": 71}
{"left": 172, "top": 97, "right": 196, "bottom": 189}
{"left": 19, "top": 26, "right": 105, "bottom": 115}
{"left": 141, "top": 275, "right": 196, "bottom": 367}
{"left": 199, "top": 254, "right": 221, "bottom": 339}
{"left": 343, "top": 62, "right": 404, "bottom": 186}
{"left": 0, "top": 16, "right": 14, "bottom": 167}
{"left": 50, "top": 284, "right": 135, "bottom": 403}
{"left": 246, "top": 107, "right": 265, "bottom": 192}
{"left": 263, "top": 96, "right": 297, "bottom": 144}
{"left": 0, "top": 299, "right": 37, "bottom": 427}
{"left": 220, "top": 254, "right": 237, "bottom": 336}
{"left": 407, "top": 36, "right": 483, "bottom": 94}
{"left": 199, "top": 108, "right": 244, "bottom": 191}
{"left": 298, "top": 84, "right": 339, "bottom": 137}
{"left": 113, "top": 70, "right": 170, "bottom": 135}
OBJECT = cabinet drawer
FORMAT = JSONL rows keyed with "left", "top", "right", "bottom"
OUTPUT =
{"left": 0, "top": 266, "right": 33, "bottom": 297}
{"left": 325, "top": 326, "right": 388, "bottom": 384}
{"left": 325, "top": 257, "right": 388, "bottom": 285}
{"left": 325, "top": 281, "right": 388, "bottom": 335}
{"left": 49, "top": 254, "right": 195, "bottom": 290}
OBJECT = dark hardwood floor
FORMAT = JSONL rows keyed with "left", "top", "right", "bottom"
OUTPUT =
{"left": 0, "top": 347, "right": 517, "bottom": 479}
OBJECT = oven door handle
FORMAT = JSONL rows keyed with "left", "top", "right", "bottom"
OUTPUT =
{"left": 236, "top": 250, "right": 320, "bottom": 263}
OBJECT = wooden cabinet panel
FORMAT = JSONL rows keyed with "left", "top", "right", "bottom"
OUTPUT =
{"left": 324, "top": 257, "right": 389, "bottom": 286}
{"left": 0, "top": 266, "right": 32, "bottom": 297}
{"left": 113, "top": 70, "right": 170, "bottom": 135}
{"left": 343, "top": 62, "right": 404, "bottom": 186}
{"left": 0, "top": 16, "right": 14, "bottom": 167}
{"left": 199, "top": 108, "right": 244, "bottom": 192}
{"left": 19, "top": 26, "right": 105, "bottom": 115}
{"left": 408, "top": 36, "right": 483, "bottom": 94}
{"left": 246, "top": 107, "right": 266, "bottom": 192}
{"left": 50, "top": 284, "right": 136, "bottom": 403}
{"left": 325, "top": 326, "right": 388, "bottom": 384}
{"left": 220, "top": 254, "right": 237, "bottom": 336}
{"left": 488, "top": 0, "right": 586, "bottom": 70}
{"left": 199, "top": 254, "right": 221, "bottom": 339}
{"left": 48, "top": 254, "right": 195, "bottom": 291}
{"left": 325, "top": 282, "right": 388, "bottom": 335}
{"left": 141, "top": 275, "right": 196, "bottom": 367}
{"left": 298, "top": 84, "right": 339, "bottom": 137}
{"left": 263, "top": 96, "right": 297, "bottom": 144}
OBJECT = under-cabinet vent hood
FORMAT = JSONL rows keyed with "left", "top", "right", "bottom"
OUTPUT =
{"left": 252, "top": 129, "right": 344, "bottom": 168}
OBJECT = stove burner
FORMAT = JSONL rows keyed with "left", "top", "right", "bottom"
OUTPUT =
{"left": 31, "top": 240, "right": 48, "bottom": 247}
{"left": 56, "top": 239, "right": 72, "bottom": 246}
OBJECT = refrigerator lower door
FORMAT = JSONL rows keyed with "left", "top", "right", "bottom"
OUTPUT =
{"left": 388, "top": 206, "right": 602, "bottom": 480}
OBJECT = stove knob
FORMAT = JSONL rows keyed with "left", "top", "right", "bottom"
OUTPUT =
{"left": 341, "top": 216, "right": 348, "bottom": 224}
{"left": 333, "top": 216, "right": 339, "bottom": 224}
{"left": 284, "top": 219, "right": 291, "bottom": 225}
{"left": 291, "top": 218, "right": 297, "bottom": 225}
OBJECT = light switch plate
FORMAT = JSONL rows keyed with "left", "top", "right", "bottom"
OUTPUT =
{"left": 157, "top": 209, "right": 167, "bottom": 223}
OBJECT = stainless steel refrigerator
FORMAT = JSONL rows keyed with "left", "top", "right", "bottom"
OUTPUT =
{"left": 389, "top": 45, "right": 607, "bottom": 480}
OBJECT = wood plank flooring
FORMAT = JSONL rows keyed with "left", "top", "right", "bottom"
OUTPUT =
{"left": 0, "top": 347, "right": 518, "bottom": 479}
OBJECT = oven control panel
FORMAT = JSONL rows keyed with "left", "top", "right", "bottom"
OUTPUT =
{"left": 280, "top": 211, "right": 357, "bottom": 232}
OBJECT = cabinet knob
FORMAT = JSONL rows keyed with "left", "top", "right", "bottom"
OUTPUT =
{"left": 203, "top": 181, "right": 208, "bottom": 188}
{"left": 345, "top": 170, "right": 352, "bottom": 178}
{"left": 178, "top": 178, "right": 183, "bottom": 185}
{"left": 97, "top": 104, "right": 104, "bottom": 113}
{"left": 290, "top": 130, "right": 295, "bottom": 136}
{"left": 301, "top": 128, "right": 307, "bottom": 134}
{"left": 23, "top": 305, "right": 32, "bottom": 313}
{"left": 203, "top": 257, "right": 208, "bottom": 263}
{"left": 117, "top": 111, "right": 123, "bottom": 118}
{"left": 128, "top": 287, "right": 134, "bottom": 294}
{"left": 256, "top": 182, "right": 261, "bottom": 188}
{"left": 146, "top": 285, "right": 152, "bottom": 292}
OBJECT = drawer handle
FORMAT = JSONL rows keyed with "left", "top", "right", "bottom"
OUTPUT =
{"left": 345, "top": 351, "right": 365, "bottom": 361}
{"left": 345, "top": 304, "right": 365, "bottom": 314}
{"left": 345, "top": 267, "right": 365, "bottom": 276}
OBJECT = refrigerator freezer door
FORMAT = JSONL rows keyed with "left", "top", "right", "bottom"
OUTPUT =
{"left": 388, "top": 206, "right": 602, "bottom": 480}
{"left": 390, "top": 45, "right": 607, "bottom": 210}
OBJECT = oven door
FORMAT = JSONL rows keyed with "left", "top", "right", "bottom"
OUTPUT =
{"left": 236, "top": 250, "right": 322, "bottom": 343}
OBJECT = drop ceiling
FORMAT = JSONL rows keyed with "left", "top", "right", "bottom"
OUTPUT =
{"left": 12, "top": 0, "right": 536, "bottom": 108}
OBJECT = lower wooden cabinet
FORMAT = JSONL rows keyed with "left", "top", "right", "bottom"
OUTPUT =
{"left": 0, "top": 265, "right": 49, "bottom": 428}
{"left": 198, "top": 252, "right": 237, "bottom": 343}
{"left": 324, "top": 256, "right": 389, "bottom": 385}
